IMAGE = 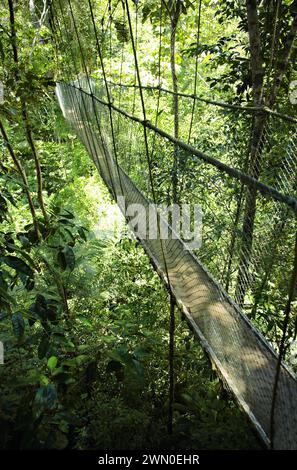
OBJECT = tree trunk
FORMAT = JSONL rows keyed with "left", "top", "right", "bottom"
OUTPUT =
{"left": 235, "top": 0, "right": 266, "bottom": 305}
{"left": 22, "top": 108, "right": 49, "bottom": 227}
{"left": 268, "top": 10, "right": 297, "bottom": 106}
{"left": 8, "top": 0, "right": 49, "bottom": 229}
{"left": 235, "top": 2, "right": 297, "bottom": 305}
{"left": 0, "top": 120, "right": 41, "bottom": 240}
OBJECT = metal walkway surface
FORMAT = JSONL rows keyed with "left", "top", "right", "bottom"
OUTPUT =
{"left": 56, "top": 81, "right": 297, "bottom": 450}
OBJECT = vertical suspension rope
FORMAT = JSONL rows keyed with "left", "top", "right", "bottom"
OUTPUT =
{"left": 168, "top": 292, "right": 176, "bottom": 435}
{"left": 124, "top": 0, "right": 177, "bottom": 434}
{"left": 86, "top": 0, "right": 126, "bottom": 198}
{"left": 270, "top": 226, "right": 297, "bottom": 449}
{"left": 64, "top": 0, "right": 118, "bottom": 199}
{"left": 50, "top": 0, "right": 297, "bottom": 450}
{"left": 188, "top": 0, "right": 202, "bottom": 144}
{"left": 127, "top": 1, "right": 138, "bottom": 173}
{"left": 55, "top": 0, "right": 100, "bottom": 174}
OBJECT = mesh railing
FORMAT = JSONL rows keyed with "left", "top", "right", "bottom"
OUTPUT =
{"left": 56, "top": 80, "right": 297, "bottom": 450}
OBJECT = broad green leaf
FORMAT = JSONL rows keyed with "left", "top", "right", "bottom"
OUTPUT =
{"left": 38, "top": 335, "right": 50, "bottom": 359}
{"left": 62, "top": 245, "right": 75, "bottom": 271}
{"left": 57, "top": 245, "right": 75, "bottom": 271}
{"left": 11, "top": 313, "right": 25, "bottom": 338}
{"left": 0, "top": 255, "right": 34, "bottom": 278}
{"left": 47, "top": 356, "right": 58, "bottom": 370}
{"left": 34, "top": 384, "right": 57, "bottom": 417}
{"left": 77, "top": 315, "right": 92, "bottom": 327}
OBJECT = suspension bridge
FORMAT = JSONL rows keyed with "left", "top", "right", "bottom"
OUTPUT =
{"left": 50, "top": 0, "right": 297, "bottom": 449}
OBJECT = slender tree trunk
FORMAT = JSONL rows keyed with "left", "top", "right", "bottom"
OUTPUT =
{"left": 168, "top": 293, "right": 175, "bottom": 434}
{"left": 246, "top": 0, "right": 265, "bottom": 105}
{"left": 8, "top": 0, "right": 49, "bottom": 229}
{"left": 0, "top": 120, "right": 41, "bottom": 240}
{"left": 235, "top": 0, "right": 268, "bottom": 305}
{"left": 40, "top": 254, "right": 71, "bottom": 318}
{"left": 236, "top": 2, "right": 297, "bottom": 305}
{"left": 22, "top": 108, "right": 49, "bottom": 226}
{"left": 268, "top": 10, "right": 297, "bottom": 106}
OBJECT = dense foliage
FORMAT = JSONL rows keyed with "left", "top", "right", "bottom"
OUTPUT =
{"left": 0, "top": 0, "right": 296, "bottom": 450}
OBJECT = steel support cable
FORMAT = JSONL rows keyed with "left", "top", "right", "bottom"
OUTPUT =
{"left": 124, "top": 0, "right": 175, "bottom": 286}
{"left": 188, "top": 0, "right": 202, "bottom": 144}
{"left": 129, "top": 3, "right": 150, "bottom": 193}
{"left": 58, "top": 82, "right": 297, "bottom": 448}
{"left": 54, "top": 0, "right": 104, "bottom": 183}
{"left": 49, "top": 14, "right": 97, "bottom": 190}
{"left": 53, "top": 2, "right": 91, "bottom": 115}
{"left": 151, "top": 2, "right": 175, "bottom": 433}
{"left": 270, "top": 227, "right": 297, "bottom": 448}
{"left": 116, "top": 2, "right": 126, "bottom": 135}
{"left": 234, "top": 110, "right": 273, "bottom": 307}
{"left": 222, "top": 118, "right": 254, "bottom": 293}
{"left": 64, "top": 0, "right": 117, "bottom": 198}
{"left": 126, "top": 0, "right": 177, "bottom": 411}
{"left": 231, "top": 121, "right": 279, "bottom": 297}
{"left": 150, "top": 2, "right": 164, "bottom": 161}
{"left": 51, "top": 3, "right": 297, "bottom": 448}
{"left": 109, "top": 0, "right": 112, "bottom": 86}
{"left": 125, "top": 0, "right": 178, "bottom": 434}
{"left": 136, "top": 1, "right": 164, "bottom": 195}
{"left": 61, "top": 82, "right": 297, "bottom": 215}
{"left": 71, "top": 80, "right": 297, "bottom": 215}
{"left": 127, "top": 2, "right": 139, "bottom": 173}
{"left": 61, "top": 0, "right": 117, "bottom": 199}
{"left": 49, "top": 1, "right": 73, "bottom": 83}
{"left": 265, "top": 0, "right": 282, "bottom": 101}
{"left": 48, "top": 0, "right": 61, "bottom": 74}
{"left": 55, "top": 0, "right": 115, "bottom": 201}
{"left": 104, "top": 80, "right": 297, "bottom": 124}
{"left": 195, "top": 121, "right": 273, "bottom": 298}
{"left": 69, "top": 87, "right": 295, "bottom": 303}
{"left": 86, "top": 0, "right": 126, "bottom": 199}
{"left": 89, "top": 0, "right": 119, "bottom": 58}
{"left": 66, "top": 83, "right": 114, "bottom": 195}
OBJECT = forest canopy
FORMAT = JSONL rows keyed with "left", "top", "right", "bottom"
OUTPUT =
{"left": 0, "top": 0, "right": 296, "bottom": 453}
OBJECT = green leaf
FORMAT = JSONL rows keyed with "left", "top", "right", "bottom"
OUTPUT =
{"left": 17, "top": 232, "right": 31, "bottom": 248}
{"left": 11, "top": 247, "right": 38, "bottom": 271}
{"left": 59, "top": 218, "right": 75, "bottom": 226}
{"left": 34, "top": 384, "right": 57, "bottom": 417}
{"left": 77, "top": 315, "right": 92, "bottom": 327}
{"left": 61, "top": 209, "right": 75, "bottom": 219}
{"left": 0, "top": 255, "right": 34, "bottom": 278}
{"left": 57, "top": 245, "right": 75, "bottom": 271}
{"left": 62, "top": 245, "right": 75, "bottom": 271}
{"left": 57, "top": 249, "right": 67, "bottom": 270}
{"left": 11, "top": 313, "right": 25, "bottom": 337}
{"left": 78, "top": 226, "right": 88, "bottom": 241}
{"left": 38, "top": 335, "right": 50, "bottom": 359}
{"left": 47, "top": 356, "right": 58, "bottom": 371}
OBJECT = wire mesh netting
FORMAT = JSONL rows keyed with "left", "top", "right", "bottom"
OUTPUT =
{"left": 49, "top": 0, "right": 297, "bottom": 450}
{"left": 56, "top": 80, "right": 297, "bottom": 449}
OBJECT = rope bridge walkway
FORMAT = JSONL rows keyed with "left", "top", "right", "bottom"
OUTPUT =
{"left": 50, "top": 0, "right": 297, "bottom": 450}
